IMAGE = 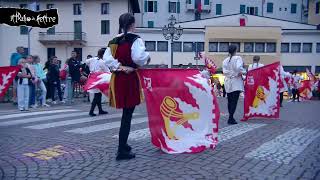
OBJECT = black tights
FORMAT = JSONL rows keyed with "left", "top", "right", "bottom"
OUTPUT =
{"left": 118, "top": 106, "right": 135, "bottom": 152}
{"left": 227, "top": 91, "right": 241, "bottom": 121}
{"left": 292, "top": 89, "right": 300, "bottom": 102}
{"left": 90, "top": 93, "right": 103, "bottom": 113}
{"left": 280, "top": 92, "right": 283, "bottom": 106}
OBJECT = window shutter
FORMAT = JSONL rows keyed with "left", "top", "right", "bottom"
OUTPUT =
{"left": 255, "top": 7, "right": 258, "bottom": 15}
{"left": 144, "top": 1, "right": 147, "bottom": 12}
{"left": 240, "top": 5, "right": 245, "bottom": 14}
{"left": 177, "top": 2, "right": 180, "bottom": 13}
{"left": 168, "top": 1, "right": 170, "bottom": 13}
{"left": 154, "top": 1, "right": 157, "bottom": 12}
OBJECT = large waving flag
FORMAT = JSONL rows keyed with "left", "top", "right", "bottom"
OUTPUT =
{"left": 242, "top": 62, "right": 281, "bottom": 121}
{"left": 83, "top": 72, "right": 111, "bottom": 96}
{"left": 199, "top": 52, "right": 217, "bottom": 74}
{"left": 299, "top": 80, "right": 313, "bottom": 100}
{"left": 0, "top": 66, "right": 21, "bottom": 97}
{"left": 138, "top": 69, "right": 220, "bottom": 154}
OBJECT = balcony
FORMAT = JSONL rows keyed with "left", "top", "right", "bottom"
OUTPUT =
{"left": 39, "top": 32, "right": 87, "bottom": 46}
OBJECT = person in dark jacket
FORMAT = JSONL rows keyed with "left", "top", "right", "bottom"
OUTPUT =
{"left": 67, "top": 51, "right": 81, "bottom": 83}
{"left": 47, "top": 56, "right": 64, "bottom": 104}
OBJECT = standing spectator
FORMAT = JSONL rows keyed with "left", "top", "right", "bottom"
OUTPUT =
{"left": 222, "top": 45, "right": 246, "bottom": 125}
{"left": 292, "top": 70, "right": 303, "bottom": 102}
{"left": 43, "top": 58, "right": 52, "bottom": 101}
{"left": 16, "top": 58, "right": 32, "bottom": 111}
{"left": 67, "top": 51, "right": 81, "bottom": 100}
{"left": 248, "top": 56, "right": 264, "bottom": 71}
{"left": 47, "top": 56, "right": 64, "bottom": 104}
{"left": 26, "top": 55, "right": 37, "bottom": 108}
{"left": 62, "top": 59, "right": 70, "bottom": 101}
{"left": 33, "top": 55, "right": 50, "bottom": 107}
{"left": 10, "top": 46, "right": 25, "bottom": 104}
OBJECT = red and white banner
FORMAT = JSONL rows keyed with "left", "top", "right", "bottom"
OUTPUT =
{"left": 242, "top": 62, "right": 281, "bottom": 121}
{"left": 199, "top": 52, "right": 217, "bottom": 74}
{"left": 138, "top": 69, "right": 220, "bottom": 154}
{"left": 83, "top": 72, "right": 111, "bottom": 96}
{"left": 0, "top": 66, "right": 20, "bottom": 97}
{"left": 299, "top": 80, "right": 312, "bottom": 100}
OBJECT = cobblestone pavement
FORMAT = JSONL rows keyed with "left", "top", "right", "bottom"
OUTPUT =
{"left": 0, "top": 98, "right": 319, "bottom": 180}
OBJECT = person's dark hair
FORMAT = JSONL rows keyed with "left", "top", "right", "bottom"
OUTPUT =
{"left": 228, "top": 44, "right": 237, "bottom": 62}
{"left": 118, "top": 13, "right": 135, "bottom": 35}
{"left": 293, "top": 70, "right": 298, "bottom": 74}
{"left": 87, "top": 55, "right": 93, "bottom": 59}
{"left": 97, "top": 48, "right": 106, "bottom": 59}
{"left": 72, "top": 50, "right": 77, "bottom": 54}
{"left": 253, "top": 55, "right": 260, "bottom": 62}
{"left": 50, "top": 56, "right": 57, "bottom": 62}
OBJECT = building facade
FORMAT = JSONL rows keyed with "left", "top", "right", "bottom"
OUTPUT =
{"left": 0, "top": 0, "right": 133, "bottom": 66}
{"left": 135, "top": 0, "right": 310, "bottom": 28}
{"left": 308, "top": 0, "right": 320, "bottom": 25}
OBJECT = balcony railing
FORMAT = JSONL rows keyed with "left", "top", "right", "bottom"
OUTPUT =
{"left": 39, "top": 32, "right": 87, "bottom": 44}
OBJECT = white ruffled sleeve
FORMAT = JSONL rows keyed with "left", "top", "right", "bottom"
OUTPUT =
{"left": 103, "top": 47, "right": 121, "bottom": 70}
{"left": 131, "top": 38, "right": 150, "bottom": 67}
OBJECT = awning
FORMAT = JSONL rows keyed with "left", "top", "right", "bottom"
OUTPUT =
{"left": 283, "top": 66, "right": 311, "bottom": 73}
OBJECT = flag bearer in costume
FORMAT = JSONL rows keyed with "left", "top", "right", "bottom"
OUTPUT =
{"left": 279, "top": 66, "right": 292, "bottom": 107}
{"left": 222, "top": 45, "right": 246, "bottom": 125}
{"left": 86, "top": 48, "right": 109, "bottom": 117}
{"left": 103, "top": 13, "right": 151, "bottom": 160}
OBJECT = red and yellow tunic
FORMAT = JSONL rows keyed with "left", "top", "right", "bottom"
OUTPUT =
{"left": 106, "top": 33, "right": 148, "bottom": 109}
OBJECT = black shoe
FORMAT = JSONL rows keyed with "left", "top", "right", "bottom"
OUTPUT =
{"left": 99, "top": 110, "right": 108, "bottom": 115}
{"left": 89, "top": 113, "right": 96, "bottom": 117}
{"left": 228, "top": 119, "right": 238, "bottom": 125}
{"left": 116, "top": 151, "right": 136, "bottom": 161}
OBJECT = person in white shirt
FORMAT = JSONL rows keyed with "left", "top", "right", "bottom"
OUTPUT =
{"left": 222, "top": 45, "right": 246, "bottom": 125}
{"left": 279, "top": 66, "right": 292, "bottom": 106}
{"left": 248, "top": 56, "right": 264, "bottom": 71}
{"left": 86, "top": 48, "right": 110, "bottom": 117}
{"left": 103, "top": 13, "right": 150, "bottom": 160}
{"left": 292, "top": 70, "right": 303, "bottom": 102}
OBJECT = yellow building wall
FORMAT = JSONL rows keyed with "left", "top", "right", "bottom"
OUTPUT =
{"left": 204, "top": 26, "right": 282, "bottom": 67}
{"left": 308, "top": 0, "right": 320, "bottom": 25}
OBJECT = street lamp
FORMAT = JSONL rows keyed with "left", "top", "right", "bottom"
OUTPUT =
{"left": 162, "top": 15, "right": 183, "bottom": 68}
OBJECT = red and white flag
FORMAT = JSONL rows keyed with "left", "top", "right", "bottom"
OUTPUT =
{"left": 242, "top": 62, "right": 281, "bottom": 121}
{"left": 199, "top": 52, "right": 217, "bottom": 74}
{"left": 138, "top": 69, "right": 220, "bottom": 154}
{"left": 299, "top": 80, "right": 312, "bottom": 100}
{"left": 0, "top": 66, "right": 21, "bottom": 97}
{"left": 83, "top": 72, "right": 111, "bottom": 96}
{"left": 306, "top": 68, "right": 316, "bottom": 83}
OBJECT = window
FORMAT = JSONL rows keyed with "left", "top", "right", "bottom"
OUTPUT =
{"left": 209, "top": 42, "right": 218, "bottom": 52}
{"left": 204, "top": 0, "right": 210, "bottom": 5}
{"left": 196, "top": 42, "right": 204, "bottom": 52}
{"left": 20, "top": 26, "right": 28, "bottom": 35}
{"left": 145, "top": 1, "right": 157, "bottom": 12}
{"left": 240, "top": 5, "right": 246, "bottom": 14}
{"left": 47, "top": 48, "right": 55, "bottom": 61}
{"left": 173, "top": 42, "right": 182, "bottom": 52}
{"left": 169, "top": 2, "right": 180, "bottom": 13}
{"left": 148, "top": 21, "right": 154, "bottom": 28}
{"left": 255, "top": 43, "right": 265, "bottom": 53}
{"left": 46, "top": 4, "right": 54, "bottom": 9}
{"left": 244, "top": 42, "right": 254, "bottom": 52}
{"left": 47, "top": 27, "right": 55, "bottom": 34}
{"left": 316, "top": 2, "right": 320, "bottom": 14}
{"left": 291, "top": 4, "right": 297, "bottom": 14}
{"left": 216, "top": 4, "right": 222, "bottom": 15}
{"left": 281, "top": 43, "right": 290, "bottom": 53}
{"left": 101, "top": 3, "right": 110, "bottom": 14}
{"left": 219, "top": 42, "right": 229, "bottom": 52}
{"left": 157, "top": 41, "right": 168, "bottom": 52}
{"left": 74, "top": 48, "right": 82, "bottom": 61}
{"left": 317, "top": 43, "right": 320, "bottom": 53}
{"left": 20, "top": 4, "right": 27, "bottom": 8}
{"left": 267, "top": 2, "right": 273, "bottom": 13}
{"left": 101, "top": 20, "right": 110, "bottom": 34}
{"left": 187, "top": 0, "right": 192, "bottom": 4}
{"left": 230, "top": 42, "right": 240, "bottom": 52}
{"left": 291, "top": 43, "right": 301, "bottom": 53}
{"left": 73, "top": 4, "right": 81, "bottom": 15}
{"left": 183, "top": 42, "right": 194, "bottom": 52}
{"left": 145, "top": 41, "right": 156, "bottom": 51}
{"left": 302, "top": 43, "right": 312, "bottom": 53}
{"left": 247, "top": 7, "right": 258, "bottom": 15}
{"left": 266, "top": 43, "right": 276, "bottom": 53}
{"left": 284, "top": 8, "right": 287, "bottom": 11}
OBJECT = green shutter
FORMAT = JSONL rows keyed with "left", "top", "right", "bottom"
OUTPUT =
{"left": 255, "top": 7, "right": 258, "bottom": 15}
{"left": 168, "top": 1, "right": 170, "bottom": 13}
{"left": 291, "top": 4, "right": 297, "bottom": 13}
{"left": 240, "top": 5, "right": 245, "bottom": 13}
{"left": 267, "top": 3, "right": 273, "bottom": 13}
{"left": 177, "top": 2, "right": 180, "bottom": 13}
{"left": 204, "top": 0, "right": 209, "bottom": 5}
{"left": 154, "top": 1, "right": 157, "bottom": 12}
{"left": 148, "top": 21, "right": 154, "bottom": 28}
{"left": 144, "top": 0, "right": 147, "bottom": 12}
{"left": 216, "top": 4, "right": 222, "bottom": 15}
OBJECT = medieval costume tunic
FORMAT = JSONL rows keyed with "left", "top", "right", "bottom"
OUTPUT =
{"left": 103, "top": 33, "right": 149, "bottom": 109}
